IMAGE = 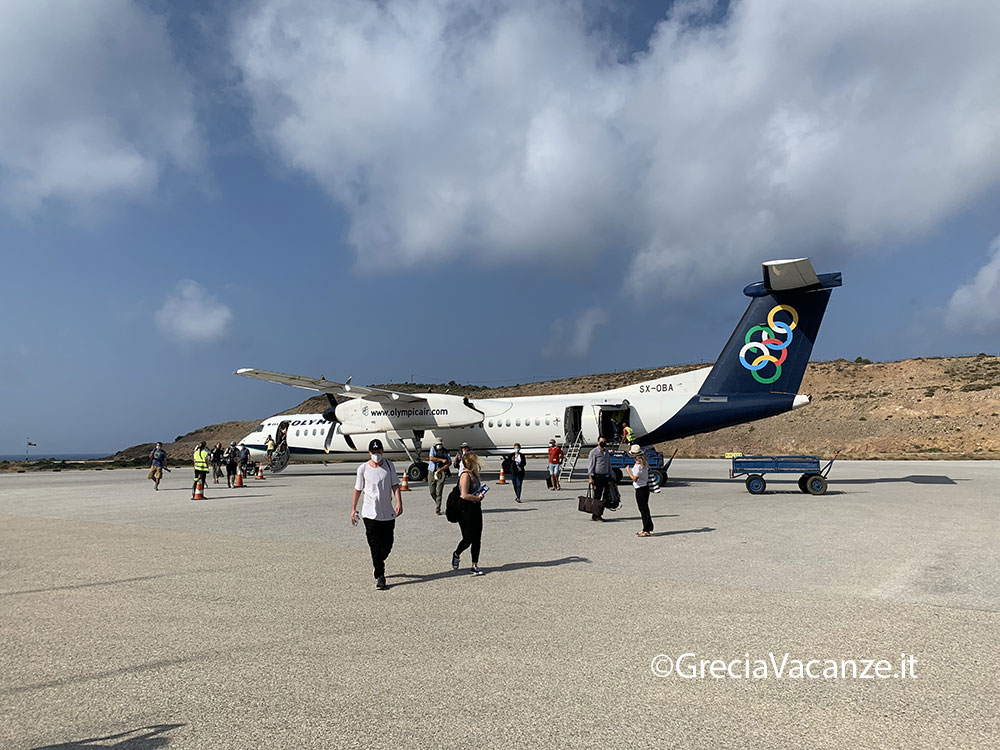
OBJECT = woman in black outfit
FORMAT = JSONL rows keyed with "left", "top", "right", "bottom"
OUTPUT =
{"left": 452, "top": 452, "right": 486, "bottom": 576}
{"left": 625, "top": 444, "right": 653, "bottom": 537}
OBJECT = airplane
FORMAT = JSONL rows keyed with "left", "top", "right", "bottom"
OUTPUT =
{"left": 235, "top": 257, "right": 841, "bottom": 483}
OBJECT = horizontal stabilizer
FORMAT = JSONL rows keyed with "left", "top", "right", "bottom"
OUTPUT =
{"left": 763, "top": 258, "right": 820, "bottom": 291}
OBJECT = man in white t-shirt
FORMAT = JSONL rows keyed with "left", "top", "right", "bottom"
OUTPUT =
{"left": 351, "top": 438, "right": 403, "bottom": 590}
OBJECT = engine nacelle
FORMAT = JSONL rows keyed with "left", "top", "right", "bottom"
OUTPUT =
{"left": 335, "top": 394, "right": 482, "bottom": 434}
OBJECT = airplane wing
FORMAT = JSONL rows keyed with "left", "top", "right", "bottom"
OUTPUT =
{"left": 235, "top": 368, "right": 427, "bottom": 404}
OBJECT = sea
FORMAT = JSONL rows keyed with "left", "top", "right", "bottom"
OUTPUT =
{"left": 0, "top": 453, "right": 110, "bottom": 461}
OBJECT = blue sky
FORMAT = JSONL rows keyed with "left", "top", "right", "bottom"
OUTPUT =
{"left": 2, "top": 0, "right": 999, "bottom": 455}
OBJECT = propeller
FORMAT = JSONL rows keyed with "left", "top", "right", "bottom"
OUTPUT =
{"left": 323, "top": 392, "right": 341, "bottom": 452}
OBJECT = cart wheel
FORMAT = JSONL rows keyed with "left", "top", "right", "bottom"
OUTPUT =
{"left": 613, "top": 468, "right": 623, "bottom": 484}
{"left": 745, "top": 474, "right": 766, "bottom": 495}
{"left": 798, "top": 475, "right": 810, "bottom": 493}
{"left": 806, "top": 474, "right": 828, "bottom": 495}
{"left": 649, "top": 470, "right": 665, "bottom": 486}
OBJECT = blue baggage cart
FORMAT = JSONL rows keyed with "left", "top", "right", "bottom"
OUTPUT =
{"left": 730, "top": 452, "right": 839, "bottom": 495}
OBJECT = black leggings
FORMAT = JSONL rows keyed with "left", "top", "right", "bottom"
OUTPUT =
{"left": 454, "top": 502, "right": 483, "bottom": 564}
{"left": 635, "top": 485, "right": 653, "bottom": 532}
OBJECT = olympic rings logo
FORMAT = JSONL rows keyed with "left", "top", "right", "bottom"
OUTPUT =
{"left": 738, "top": 305, "right": 799, "bottom": 384}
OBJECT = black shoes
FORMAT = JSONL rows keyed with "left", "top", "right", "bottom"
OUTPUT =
{"left": 375, "top": 576, "right": 388, "bottom": 590}
{"left": 591, "top": 514, "right": 604, "bottom": 522}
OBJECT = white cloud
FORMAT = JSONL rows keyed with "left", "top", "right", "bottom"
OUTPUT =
{"left": 0, "top": 0, "right": 200, "bottom": 213}
{"left": 232, "top": 0, "right": 1000, "bottom": 295}
{"left": 544, "top": 307, "right": 608, "bottom": 359}
{"left": 945, "top": 235, "right": 1000, "bottom": 335}
{"left": 156, "top": 280, "right": 233, "bottom": 345}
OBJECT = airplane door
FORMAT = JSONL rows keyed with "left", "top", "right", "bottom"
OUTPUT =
{"left": 272, "top": 420, "right": 291, "bottom": 473}
{"left": 564, "top": 406, "right": 583, "bottom": 443}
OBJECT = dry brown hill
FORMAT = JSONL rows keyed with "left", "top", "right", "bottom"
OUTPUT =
{"left": 110, "top": 355, "right": 1000, "bottom": 465}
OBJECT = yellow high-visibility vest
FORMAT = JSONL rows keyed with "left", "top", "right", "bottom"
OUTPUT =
{"left": 193, "top": 448, "right": 209, "bottom": 472}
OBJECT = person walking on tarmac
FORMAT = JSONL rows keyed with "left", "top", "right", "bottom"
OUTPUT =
{"left": 587, "top": 438, "right": 612, "bottom": 521}
{"left": 547, "top": 438, "right": 564, "bottom": 490}
{"left": 351, "top": 439, "right": 403, "bottom": 591}
{"left": 427, "top": 440, "right": 451, "bottom": 515}
{"left": 192, "top": 441, "right": 210, "bottom": 499}
{"left": 504, "top": 443, "right": 527, "bottom": 503}
{"left": 223, "top": 442, "right": 240, "bottom": 488}
{"left": 452, "top": 452, "right": 487, "bottom": 576}
{"left": 148, "top": 442, "right": 168, "bottom": 490}
{"left": 452, "top": 442, "right": 471, "bottom": 469}
{"left": 210, "top": 442, "right": 224, "bottom": 484}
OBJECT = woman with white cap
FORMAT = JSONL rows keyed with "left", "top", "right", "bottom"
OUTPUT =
{"left": 625, "top": 444, "right": 653, "bottom": 537}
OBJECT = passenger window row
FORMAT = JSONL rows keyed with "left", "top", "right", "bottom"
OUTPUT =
{"left": 486, "top": 417, "right": 549, "bottom": 428}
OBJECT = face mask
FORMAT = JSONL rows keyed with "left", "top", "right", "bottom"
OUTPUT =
{"left": 514, "top": 448, "right": 520, "bottom": 453}
{"left": 599, "top": 443, "right": 607, "bottom": 450}
{"left": 371, "top": 453, "right": 383, "bottom": 464}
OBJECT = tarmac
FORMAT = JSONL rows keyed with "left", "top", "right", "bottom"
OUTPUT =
{"left": 1, "top": 459, "right": 998, "bottom": 749}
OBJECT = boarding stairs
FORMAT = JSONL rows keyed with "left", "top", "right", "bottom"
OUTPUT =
{"left": 561, "top": 432, "right": 585, "bottom": 482}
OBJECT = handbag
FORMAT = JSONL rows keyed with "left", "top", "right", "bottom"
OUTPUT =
{"left": 578, "top": 488, "right": 604, "bottom": 515}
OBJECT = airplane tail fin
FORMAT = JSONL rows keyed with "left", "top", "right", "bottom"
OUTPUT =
{"left": 699, "top": 259, "right": 842, "bottom": 397}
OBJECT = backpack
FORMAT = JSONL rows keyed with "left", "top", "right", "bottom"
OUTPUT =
{"left": 445, "top": 483, "right": 462, "bottom": 523}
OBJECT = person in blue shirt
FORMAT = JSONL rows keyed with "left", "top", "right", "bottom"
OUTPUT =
{"left": 148, "top": 442, "right": 168, "bottom": 491}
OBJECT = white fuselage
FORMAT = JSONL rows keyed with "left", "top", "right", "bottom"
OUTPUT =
{"left": 240, "top": 366, "right": 715, "bottom": 461}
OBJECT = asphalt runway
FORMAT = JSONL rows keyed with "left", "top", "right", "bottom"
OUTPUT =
{"left": 2, "top": 459, "right": 998, "bottom": 749}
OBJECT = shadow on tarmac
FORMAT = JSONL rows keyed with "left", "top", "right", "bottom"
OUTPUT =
{"left": 31, "top": 722, "right": 185, "bottom": 749}
{"left": 648, "top": 527, "right": 716, "bottom": 537}
{"left": 600, "top": 514, "right": 679, "bottom": 523}
{"left": 386, "top": 556, "right": 590, "bottom": 588}
{"left": 482, "top": 507, "right": 537, "bottom": 514}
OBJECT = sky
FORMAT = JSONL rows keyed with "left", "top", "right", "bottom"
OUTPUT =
{"left": 2, "top": 0, "right": 1000, "bottom": 455}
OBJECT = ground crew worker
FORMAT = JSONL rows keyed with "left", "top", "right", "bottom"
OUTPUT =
{"left": 193, "top": 440, "right": 210, "bottom": 500}
{"left": 623, "top": 424, "right": 636, "bottom": 444}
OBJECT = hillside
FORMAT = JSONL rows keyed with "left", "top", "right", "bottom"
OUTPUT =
{"left": 97, "top": 355, "right": 1000, "bottom": 465}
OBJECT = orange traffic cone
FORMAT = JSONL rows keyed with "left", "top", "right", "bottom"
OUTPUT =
{"left": 256, "top": 465, "right": 265, "bottom": 480}
{"left": 234, "top": 469, "right": 244, "bottom": 488}
{"left": 498, "top": 466, "right": 506, "bottom": 484}
{"left": 193, "top": 480, "right": 205, "bottom": 500}
{"left": 400, "top": 474, "right": 410, "bottom": 491}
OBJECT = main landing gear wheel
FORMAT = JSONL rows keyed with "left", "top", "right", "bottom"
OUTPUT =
{"left": 806, "top": 474, "right": 828, "bottom": 495}
{"left": 745, "top": 474, "right": 766, "bottom": 495}
{"left": 407, "top": 462, "right": 428, "bottom": 482}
